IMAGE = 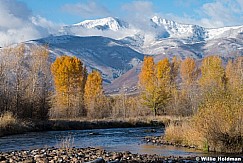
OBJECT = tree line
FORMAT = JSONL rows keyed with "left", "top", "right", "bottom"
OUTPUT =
{"left": 139, "top": 55, "right": 242, "bottom": 117}
{"left": 0, "top": 45, "right": 242, "bottom": 124}
{"left": 139, "top": 55, "right": 242, "bottom": 153}
{"left": 0, "top": 45, "right": 51, "bottom": 120}
{"left": 0, "top": 45, "right": 143, "bottom": 120}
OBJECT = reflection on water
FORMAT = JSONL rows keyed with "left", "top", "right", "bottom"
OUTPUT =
{"left": 0, "top": 127, "right": 207, "bottom": 156}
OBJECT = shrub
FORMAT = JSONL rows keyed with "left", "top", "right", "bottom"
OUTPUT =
{"left": 0, "top": 111, "right": 17, "bottom": 129}
{"left": 164, "top": 121, "right": 205, "bottom": 149}
{"left": 193, "top": 91, "right": 243, "bottom": 153}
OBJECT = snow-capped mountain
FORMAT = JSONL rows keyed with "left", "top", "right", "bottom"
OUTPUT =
{"left": 150, "top": 16, "right": 207, "bottom": 42}
{"left": 62, "top": 16, "right": 243, "bottom": 43}
{"left": 73, "top": 17, "right": 129, "bottom": 31}
{"left": 26, "top": 35, "right": 143, "bottom": 84}
{"left": 60, "top": 17, "right": 131, "bottom": 36}
{"left": 1, "top": 16, "right": 243, "bottom": 93}
{"left": 206, "top": 25, "right": 243, "bottom": 40}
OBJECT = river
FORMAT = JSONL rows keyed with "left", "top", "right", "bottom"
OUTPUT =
{"left": 0, "top": 127, "right": 207, "bottom": 156}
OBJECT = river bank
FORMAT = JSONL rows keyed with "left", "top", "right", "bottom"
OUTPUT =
{"left": 144, "top": 136, "right": 197, "bottom": 149}
{"left": 0, "top": 147, "right": 198, "bottom": 163}
{"left": 144, "top": 136, "right": 243, "bottom": 158}
{"left": 0, "top": 116, "right": 172, "bottom": 137}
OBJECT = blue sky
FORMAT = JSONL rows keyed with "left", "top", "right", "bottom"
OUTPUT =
{"left": 18, "top": 0, "right": 205, "bottom": 24}
{"left": 1, "top": 0, "right": 243, "bottom": 46}
{"left": 17, "top": 0, "right": 243, "bottom": 27}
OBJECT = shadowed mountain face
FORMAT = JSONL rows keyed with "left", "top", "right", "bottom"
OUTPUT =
{"left": 2, "top": 16, "right": 243, "bottom": 93}
{"left": 29, "top": 35, "right": 144, "bottom": 84}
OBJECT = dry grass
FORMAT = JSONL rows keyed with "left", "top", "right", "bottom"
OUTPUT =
{"left": 0, "top": 112, "right": 32, "bottom": 137}
{"left": 164, "top": 121, "right": 206, "bottom": 149}
{"left": 164, "top": 123, "right": 184, "bottom": 144}
{"left": 50, "top": 115, "right": 188, "bottom": 126}
{"left": 0, "top": 111, "right": 17, "bottom": 128}
{"left": 57, "top": 135, "right": 74, "bottom": 149}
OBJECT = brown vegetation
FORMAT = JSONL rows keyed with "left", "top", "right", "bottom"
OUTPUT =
{"left": 0, "top": 44, "right": 242, "bottom": 153}
{"left": 0, "top": 111, "right": 30, "bottom": 137}
{"left": 163, "top": 56, "right": 243, "bottom": 153}
{"left": 0, "top": 45, "right": 51, "bottom": 120}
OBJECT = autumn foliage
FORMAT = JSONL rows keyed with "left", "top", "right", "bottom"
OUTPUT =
{"left": 159, "top": 55, "right": 243, "bottom": 153}
{"left": 139, "top": 57, "right": 172, "bottom": 116}
{"left": 0, "top": 43, "right": 242, "bottom": 153}
{"left": 180, "top": 58, "right": 197, "bottom": 85}
{"left": 84, "top": 70, "right": 103, "bottom": 104}
{"left": 51, "top": 56, "right": 87, "bottom": 118}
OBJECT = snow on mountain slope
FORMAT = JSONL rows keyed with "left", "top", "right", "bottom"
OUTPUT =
{"left": 150, "top": 16, "right": 243, "bottom": 42}
{"left": 73, "top": 17, "right": 129, "bottom": 31}
{"left": 2, "top": 16, "right": 243, "bottom": 94}
{"left": 150, "top": 16, "right": 207, "bottom": 42}
{"left": 28, "top": 35, "right": 144, "bottom": 84}
{"left": 206, "top": 26, "right": 243, "bottom": 40}
{"left": 60, "top": 16, "right": 243, "bottom": 47}
{"left": 59, "top": 17, "right": 138, "bottom": 42}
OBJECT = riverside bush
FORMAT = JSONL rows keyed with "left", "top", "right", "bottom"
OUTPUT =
{"left": 193, "top": 90, "right": 243, "bottom": 153}
{"left": 0, "top": 111, "right": 17, "bottom": 129}
{"left": 164, "top": 89, "right": 243, "bottom": 153}
{"left": 164, "top": 121, "right": 205, "bottom": 149}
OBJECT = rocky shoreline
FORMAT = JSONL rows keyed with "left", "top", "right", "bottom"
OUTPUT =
{"left": 144, "top": 136, "right": 197, "bottom": 149}
{"left": 0, "top": 147, "right": 198, "bottom": 163}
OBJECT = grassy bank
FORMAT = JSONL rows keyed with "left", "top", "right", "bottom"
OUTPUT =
{"left": 164, "top": 118, "right": 243, "bottom": 154}
{"left": 164, "top": 120, "right": 206, "bottom": 150}
{"left": 0, "top": 112, "right": 32, "bottom": 137}
{"left": 0, "top": 115, "right": 185, "bottom": 137}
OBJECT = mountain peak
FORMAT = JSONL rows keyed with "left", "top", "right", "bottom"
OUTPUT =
{"left": 150, "top": 15, "right": 206, "bottom": 41}
{"left": 73, "top": 17, "right": 129, "bottom": 31}
{"left": 151, "top": 16, "right": 175, "bottom": 25}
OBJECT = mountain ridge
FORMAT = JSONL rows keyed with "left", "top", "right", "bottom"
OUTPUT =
{"left": 1, "top": 16, "right": 243, "bottom": 94}
{"left": 61, "top": 16, "right": 243, "bottom": 43}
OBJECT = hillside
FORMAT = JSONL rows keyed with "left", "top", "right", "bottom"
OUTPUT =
{"left": 26, "top": 35, "right": 144, "bottom": 84}
{"left": 1, "top": 16, "right": 243, "bottom": 92}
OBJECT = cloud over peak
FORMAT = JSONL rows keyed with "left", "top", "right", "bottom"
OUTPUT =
{"left": 0, "top": 0, "right": 59, "bottom": 47}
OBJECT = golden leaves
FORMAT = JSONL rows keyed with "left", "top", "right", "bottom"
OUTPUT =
{"left": 84, "top": 70, "right": 103, "bottom": 105}
{"left": 180, "top": 58, "right": 197, "bottom": 85}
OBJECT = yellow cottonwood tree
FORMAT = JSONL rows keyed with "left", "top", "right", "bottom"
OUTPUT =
{"left": 179, "top": 58, "right": 199, "bottom": 115}
{"left": 156, "top": 58, "right": 171, "bottom": 85}
{"left": 139, "top": 57, "right": 171, "bottom": 116}
{"left": 199, "top": 56, "right": 225, "bottom": 89}
{"left": 226, "top": 57, "right": 243, "bottom": 98}
{"left": 180, "top": 58, "right": 197, "bottom": 86}
{"left": 84, "top": 70, "right": 103, "bottom": 103}
{"left": 155, "top": 58, "right": 172, "bottom": 114}
{"left": 139, "top": 56, "right": 156, "bottom": 90}
{"left": 84, "top": 70, "right": 104, "bottom": 118}
{"left": 51, "top": 56, "right": 87, "bottom": 118}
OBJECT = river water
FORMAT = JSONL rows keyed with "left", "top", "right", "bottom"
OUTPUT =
{"left": 0, "top": 127, "right": 207, "bottom": 156}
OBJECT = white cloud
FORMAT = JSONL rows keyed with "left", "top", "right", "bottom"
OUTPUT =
{"left": 0, "top": 0, "right": 60, "bottom": 47}
{"left": 121, "top": 1, "right": 166, "bottom": 39}
{"left": 165, "top": 0, "right": 243, "bottom": 28}
{"left": 31, "top": 16, "right": 62, "bottom": 34}
{"left": 199, "top": 0, "right": 239, "bottom": 27}
{"left": 61, "top": 1, "right": 110, "bottom": 19}
{"left": 66, "top": 27, "right": 138, "bottom": 40}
